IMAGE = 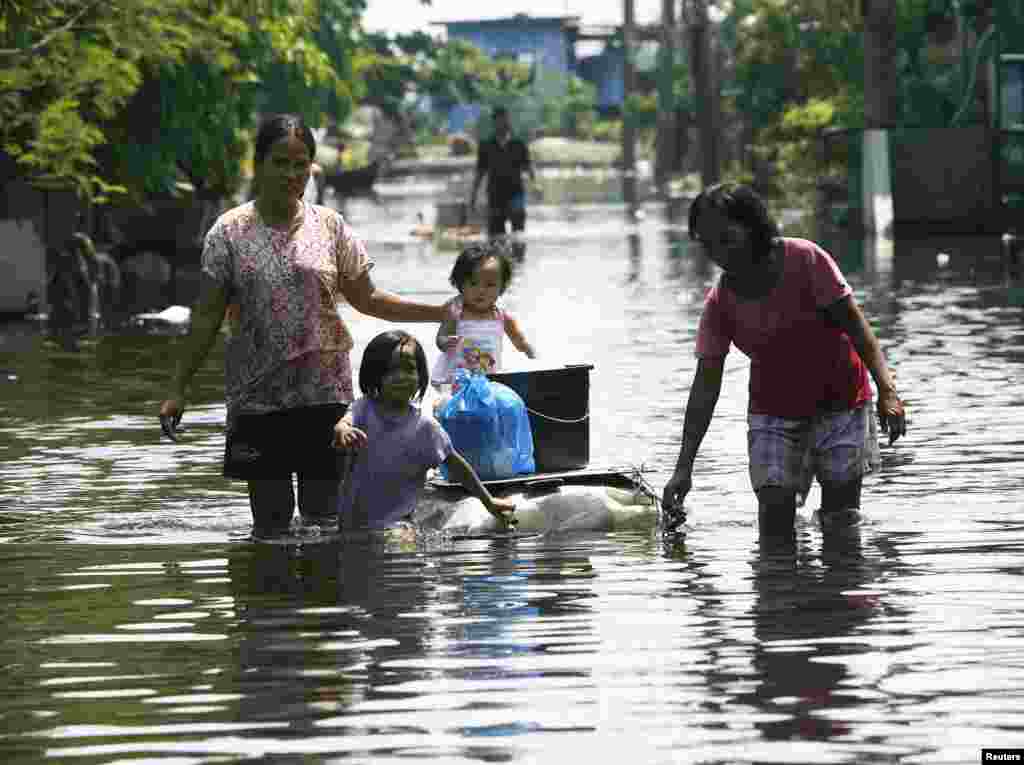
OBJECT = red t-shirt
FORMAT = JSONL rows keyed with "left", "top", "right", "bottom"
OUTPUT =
{"left": 695, "top": 237, "right": 871, "bottom": 418}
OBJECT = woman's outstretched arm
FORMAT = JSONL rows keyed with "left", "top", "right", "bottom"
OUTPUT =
{"left": 343, "top": 271, "right": 448, "bottom": 323}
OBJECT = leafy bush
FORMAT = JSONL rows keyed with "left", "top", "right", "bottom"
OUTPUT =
{"left": 592, "top": 119, "right": 623, "bottom": 143}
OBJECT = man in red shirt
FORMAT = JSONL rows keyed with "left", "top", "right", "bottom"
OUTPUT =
{"left": 662, "top": 183, "right": 906, "bottom": 536}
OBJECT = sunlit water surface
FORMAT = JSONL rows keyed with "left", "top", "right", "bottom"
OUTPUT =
{"left": 2, "top": 177, "right": 1023, "bottom": 763}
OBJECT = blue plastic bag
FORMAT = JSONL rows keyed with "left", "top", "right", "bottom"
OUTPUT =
{"left": 438, "top": 370, "right": 535, "bottom": 480}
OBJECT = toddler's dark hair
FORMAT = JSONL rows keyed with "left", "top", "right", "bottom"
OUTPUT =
{"left": 688, "top": 182, "right": 780, "bottom": 262}
{"left": 449, "top": 240, "right": 514, "bottom": 293}
{"left": 359, "top": 330, "right": 429, "bottom": 401}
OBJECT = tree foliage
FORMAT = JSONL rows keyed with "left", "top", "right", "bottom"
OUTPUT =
{"left": 0, "top": 0, "right": 367, "bottom": 201}
{"left": 729, "top": 0, "right": 973, "bottom": 133}
{"left": 729, "top": 0, "right": 863, "bottom": 132}
{"left": 357, "top": 30, "right": 598, "bottom": 139}
{"left": 720, "top": 0, "right": 977, "bottom": 193}
{"left": 360, "top": 33, "right": 537, "bottom": 114}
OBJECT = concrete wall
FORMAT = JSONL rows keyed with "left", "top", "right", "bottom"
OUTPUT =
{"left": 889, "top": 126, "right": 998, "bottom": 232}
{"left": 861, "top": 130, "right": 893, "bottom": 235}
{"left": 0, "top": 180, "right": 79, "bottom": 314}
{"left": 0, "top": 218, "right": 46, "bottom": 314}
{"left": 820, "top": 126, "right": 1002, "bottom": 235}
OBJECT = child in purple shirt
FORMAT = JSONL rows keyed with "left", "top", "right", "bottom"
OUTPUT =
{"left": 334, "top": 330, "right": 517, "bottom": 530}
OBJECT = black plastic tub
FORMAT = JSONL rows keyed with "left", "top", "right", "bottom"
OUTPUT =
{"left": 488, "top": 364, "right": 593, "bottom": 473}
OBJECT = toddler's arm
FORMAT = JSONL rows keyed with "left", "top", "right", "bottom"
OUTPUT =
{"left": 436, "top": 315, "right": 459, "bottom": 352}
{"left": 443, "top": 451, "right": 517, "bottom": 528}
{"left": 504, "top": 316, "right": 536, "bottom": 359}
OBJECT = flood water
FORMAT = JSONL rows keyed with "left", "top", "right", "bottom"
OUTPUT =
{"left": 2, "top": 173, "right": 1024, "bottom": 763}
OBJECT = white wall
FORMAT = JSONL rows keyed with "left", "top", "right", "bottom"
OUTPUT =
{"left": 862, "top": 129, "right": 894, "bottom": 236}
{"left": 0, "top": 218, "right": 45, "bottom": 313}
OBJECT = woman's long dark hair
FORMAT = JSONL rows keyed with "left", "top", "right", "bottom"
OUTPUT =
{"left": 688, "top": 182, "right": 781, "bottom": 262}
{"left": 253, "top": 113, "right": 316, "bottom": 166}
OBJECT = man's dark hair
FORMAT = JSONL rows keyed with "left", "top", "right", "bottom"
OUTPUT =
{"left": 358, "top": 330, "right": 429, "bottom": 401}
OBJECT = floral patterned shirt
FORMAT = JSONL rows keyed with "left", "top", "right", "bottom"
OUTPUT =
{"left": 202, "top": 201, "right": 373, "bottom": 425}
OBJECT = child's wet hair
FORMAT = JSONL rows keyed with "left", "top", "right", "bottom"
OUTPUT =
{"left": 359, "top": 330, "right": 430, "bottom": 401}
{"left": 688, "top": 182, "right": 780, "bottom": 262}
{"left": 448, "top": 241, "right": 514, "bottom": 293}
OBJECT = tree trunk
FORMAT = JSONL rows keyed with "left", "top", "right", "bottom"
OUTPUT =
{"left": 862, "top": 0, "right": 900, "bottom": 127}
{"left": 972, "top": 0, "right": 997, "bottom": 125}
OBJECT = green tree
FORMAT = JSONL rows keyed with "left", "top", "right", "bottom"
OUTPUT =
{"left": 353, "top": 33, "right": 555, "bottom": 138}
{"left": 423, "top": 38, "right": 534, "bottom": 114}
{"left": 260, "top": 0, "right": 367, "bottom": 122}
{"left": 725, "top": 0, "right": 969, "bottom": 191}
{"left": 730, "top": 0, "right": 863, "bottom": 133}
{"left": 359, "top": 30, "right": 434, "bottom": 119}
{"left": 730, "top": 0, "right": 971, "bottom": 130}
{"left": 0, "top": 0, "right": 366, "bottom": 202}
{"left": 547, "top": 73, "right": 597, "bottom": 137}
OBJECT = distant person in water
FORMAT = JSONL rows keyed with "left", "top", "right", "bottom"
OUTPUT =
{"left": 158, "top": 113, "right": 452, "bottom": 539}
{"left": 661, "top": 183, "right": 906, "bottom": 537}
{"left": 469, "top": 106, "right": 535, "bottom": 239}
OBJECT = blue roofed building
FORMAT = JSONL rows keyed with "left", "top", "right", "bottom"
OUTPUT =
{"left": 576, "top": 43, "right": 625, "bottom": 115}
{"left": 434, "top": 14, "right": 626, "bottom": 133}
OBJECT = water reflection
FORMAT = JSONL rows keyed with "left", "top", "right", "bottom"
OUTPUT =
{"left": 746, "top": 529, "right": 875, "bottom": 746}
{"left": 818, "top": 231, "right": 1010, "bottom": 288}
{"left": 626, "top": 232, "right": 642, "bottom": 285}
{"left": 225, "top": 541, "right": 435, "bottom": 739}
{"left": 3, "top": 174, "right": 1024, "bottom": 762}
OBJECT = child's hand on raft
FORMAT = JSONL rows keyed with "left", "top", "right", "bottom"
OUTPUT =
{"left": 333, "top": 420, "right": 367, "bottom": 451}
{"left": 487, "top": 497, "right": 517, "bottom": 528}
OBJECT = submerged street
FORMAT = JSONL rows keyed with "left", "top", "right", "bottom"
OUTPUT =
{"left": 1, "top": 177, "right": 1023, "bottom": 762}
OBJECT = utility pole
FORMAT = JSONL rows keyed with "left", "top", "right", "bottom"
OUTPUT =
{"left": 655, "top": 0, "right": 678, "bottom": 194}
{"left": 862, "top": 0, "right": 899, "bottom": 234}
{"left": 684, "top": 0, "right": 719, "bottom": 187}
{"left": 622, "top": 0, "right": 638, "bottom": 212}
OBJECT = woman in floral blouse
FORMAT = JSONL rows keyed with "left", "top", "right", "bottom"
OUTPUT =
{"left": 159, "top": 114, "right": 448, "bottom": 538}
